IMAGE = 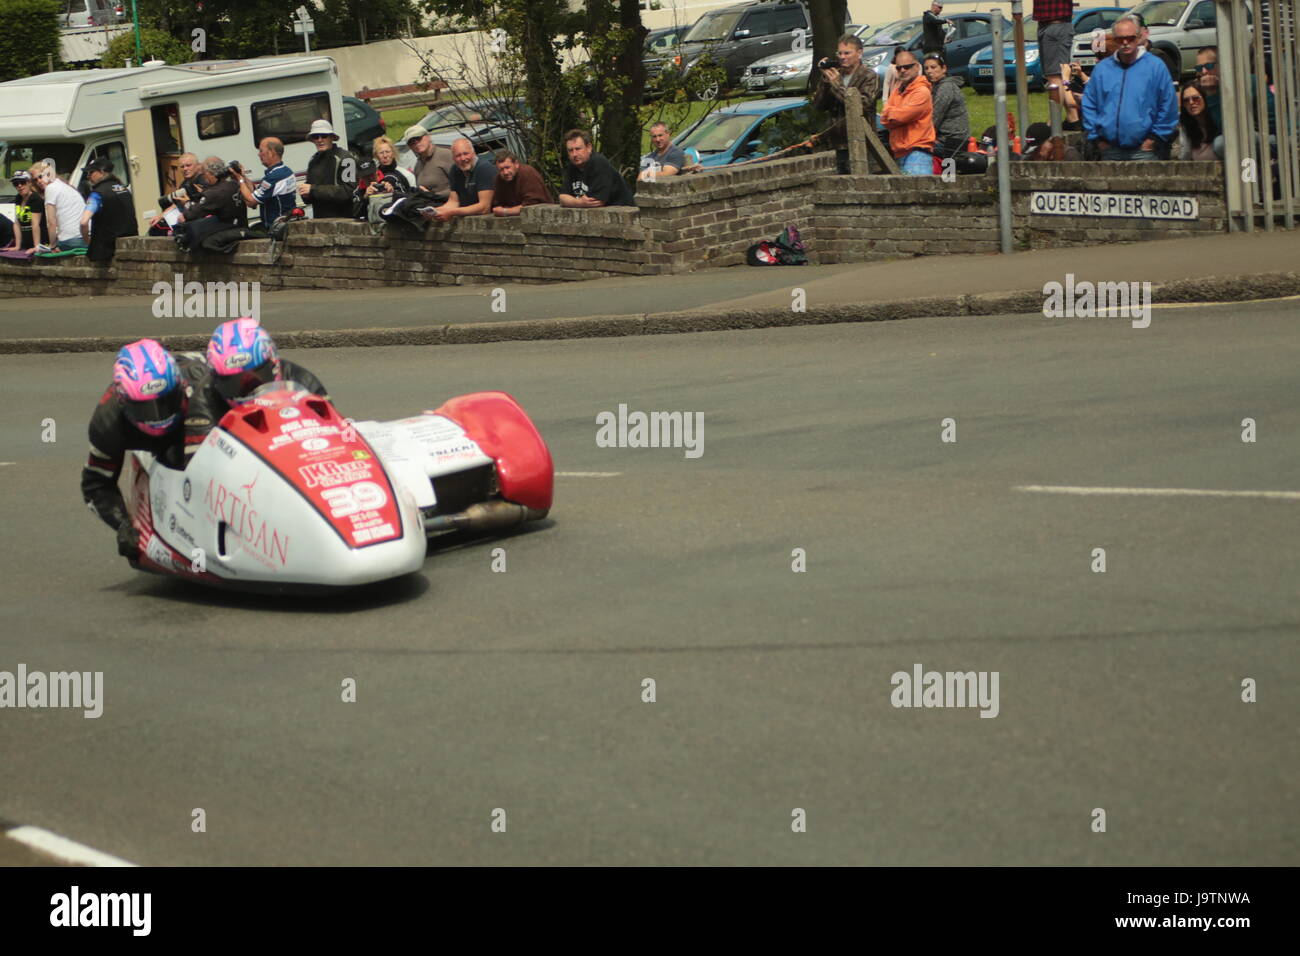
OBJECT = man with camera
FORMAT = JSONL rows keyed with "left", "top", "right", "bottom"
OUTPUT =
{"left": 148, "top": 153, "right": 203, "bottom": 235}
{"left": 810, "top": 34, "right": 880, "bottom": 174}
{"left": 174, "top": 156, "right": 247, "bottom": 251}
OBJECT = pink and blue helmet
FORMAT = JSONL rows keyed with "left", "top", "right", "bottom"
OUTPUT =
{"left": 113, "top": 339, "right": 184, "bottom": 436}
{"left": 206, "top": 318, "right": 282, "bottom": 404}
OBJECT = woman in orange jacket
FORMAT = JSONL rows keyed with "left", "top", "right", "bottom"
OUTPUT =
{"left": 880, "top": 48, "right": 937, "bottom": 175}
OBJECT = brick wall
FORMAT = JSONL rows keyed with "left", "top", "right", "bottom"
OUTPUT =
{"left": 636, "top": 152, "right": 835, "bottom": 271}
{"left": 814, "top": 161, "right": 1227, "bottom": 261}
{"left": 0, "top": 155, "right": 1228, "bottom": 298}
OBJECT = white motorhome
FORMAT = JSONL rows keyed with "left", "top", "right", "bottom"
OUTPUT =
{"left": 0, "top": 56, "right": 346, "bottom": 231}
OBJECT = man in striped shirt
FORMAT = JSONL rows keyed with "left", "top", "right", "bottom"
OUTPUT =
{"left": 234, "top": 138, "right": 297, "bottom": 229}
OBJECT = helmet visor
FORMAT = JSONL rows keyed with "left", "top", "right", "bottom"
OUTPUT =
{"left": 123, "top": 389, "right": 183, "bottom": 432}
{"left": 212, "top": 359, "right": 278, "bottom": 404}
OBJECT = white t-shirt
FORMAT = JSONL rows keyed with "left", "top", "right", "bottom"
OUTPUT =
{"left": 43, "top": 179, "right": 87, "bottom": 243}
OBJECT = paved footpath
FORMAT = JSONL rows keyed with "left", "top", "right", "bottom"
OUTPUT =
{"left": 0, "top": 230, "right": 1297, "bottom": 352}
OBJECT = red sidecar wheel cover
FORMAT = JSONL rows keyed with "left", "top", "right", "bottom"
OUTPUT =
{"left": 435, "top": 392, "right": 553, "bottom": 511}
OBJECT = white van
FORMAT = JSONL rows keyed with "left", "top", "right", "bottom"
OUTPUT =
{"left": 0, "top": 56, "right": 347, "bottom": 231}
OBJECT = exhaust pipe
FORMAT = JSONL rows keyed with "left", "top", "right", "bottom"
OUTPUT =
{"left": 423, "top": 500, "right": 548, "bottom": 535}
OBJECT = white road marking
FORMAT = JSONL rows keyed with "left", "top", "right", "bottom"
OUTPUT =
{"left": 1016, "top": 484, "right": 1300, "bottom": 501}
{"left": 556, "top": 471, "right": 622, "bottom": 477}
{"left": 0, "top": 462, "right": 15, "bottom": 466}
{"left": 5, "top": 825, "right": 137, "bottom": 867}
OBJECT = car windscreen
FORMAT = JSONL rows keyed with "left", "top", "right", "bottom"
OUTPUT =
{"left": 0, "top": 141, "right": 85, "bottom": 202}
{"left": 684, "top": 10, "right": 743, "bottom": 43}
{"left": 866, "top": 19, "right": 922, "bottom": 46}
{"left": 1129, "top": 0, "right": 1189, "bottom": 27}
{"left": 677, "top": 113, "right": 758, "bottom": 155}
{"left": 418, "top": 104, "right": 491, "bottom": 130}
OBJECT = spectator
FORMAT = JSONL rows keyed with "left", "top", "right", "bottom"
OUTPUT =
{"left": 403, "top": 124, "right": 456, "bottom": 204}
{"left": 1081, "top": 15, "right": 1177, "bottom": 162}
{"left": 1, "top": 171, "right": 40, "bottom": 250}
{"left": 810, "top": 33, "right": 880, "bottom": 174}
{"left": 1056, "top": 62, "right": 1090, "bottom": 131}
{"left": 29, "top": 162, "right": 86, "bottom": 251}
{"left": 1034, "top": 0, "right": 1075, "bottom": 121}
{"left": 491, "top": 151, "right": 551, "bottom": 216}
{"left": 233, "top": 137, "right": 296, "bottom": 229}
{"left": 1023, "top": 122, "right": 1081, "bottom": 160}
{"left": 638, "top": 123, "right": 687, "bottom": 181}
{"left": 880, "top": 49, "right": 936, "bottom": 175}
{"left": 367, "top": 136, "right": 415, "bottom": 195}
{"left": 1174, "top": 82, "right": 1218, "bottom": 160}
{"left": 923, "top": 52, "right": 969, "bottom": 159}
{"left": 922, "top": 2, "right": 949, "bottom": 56}
{"left": 298, "top": 119, "right": 357, "bottom": 219}
{"left": 148, "top": 152, "right": 202, "bottom": 235}
{"left": 425, "top": 138, "right": 495, "bottom": 222}
{"left": 350, "top": 136, "right": 414, "bottom": 222}
{"left": 175, "top": 156, "right": 247, "bottom": 250}
{"left": 1195, "top": 47, "right": 1221, "bottom": 129}
{"left": 559, "top": 130, "right": 634, "bottom": 208}
{"left": 78, "top": 158, "right": 138, "bottom": 263}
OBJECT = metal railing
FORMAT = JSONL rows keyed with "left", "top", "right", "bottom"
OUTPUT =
{"left": 1217, "top": 0, "right": 1298, "bottom": 230}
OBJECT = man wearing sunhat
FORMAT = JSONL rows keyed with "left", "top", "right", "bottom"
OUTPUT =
{"left": 299, "top": 118, "right": 357, "bottom": 219}
{"left": 401, "top": 124, "right": 456, "bottom": 203}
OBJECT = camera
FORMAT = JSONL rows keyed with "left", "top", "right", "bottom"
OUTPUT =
{"left": 227, "top": 160, "right": 243, "bottom": 176}
{"left": 817, "top": 56, "right": 838, "bottom": 71}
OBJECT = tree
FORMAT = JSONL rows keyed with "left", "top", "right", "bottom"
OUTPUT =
{"left": 807, "top": 0, "right": 848, "bottom": 81}
{"left": 317, "top": 0, "right": 424, "bottom": 47}
{"left": 101, "top": 27, "right": 193, "bottom": 67}
{"left": 0, "top": 0, "right": 60, "bottom": 82}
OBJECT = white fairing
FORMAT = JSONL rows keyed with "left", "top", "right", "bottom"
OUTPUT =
{"left": 131, "top": 426, "right": 426, "bottom": 587}
{"left": 353, "top": 416, "right": 495, "bottom": 509}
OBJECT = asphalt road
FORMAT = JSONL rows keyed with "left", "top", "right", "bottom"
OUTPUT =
{"left": 1, "top": 300, "right": 1297, "bottom": 865}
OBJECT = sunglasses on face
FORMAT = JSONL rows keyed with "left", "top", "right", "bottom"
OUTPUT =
{"left": 1114, "top": 35, "right": 1139, "bottom": 44}
{"left": 897, "top": 62, "right": 919, "bottom": 70}
{"left": 1196, "top": 62, "right": 1216, "bottom": 71}
{"left": 1184, "top": 93, "right": 1204, "bottom": 102}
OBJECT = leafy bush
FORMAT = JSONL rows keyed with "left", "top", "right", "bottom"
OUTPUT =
{"left": 0, "top": 0, "right": 60, "bottom": 81}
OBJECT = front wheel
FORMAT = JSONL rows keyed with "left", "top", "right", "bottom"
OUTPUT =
{"left": 690, "top": 79, "right": 722, "bottom": 102}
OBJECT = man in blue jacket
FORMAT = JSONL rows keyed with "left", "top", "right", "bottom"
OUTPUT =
{"left": 1081, "top": 15, "right": 1177, "bottom": 161}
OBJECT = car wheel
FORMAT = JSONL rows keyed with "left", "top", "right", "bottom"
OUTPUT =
{"left": 691, "top": 79, "right": 722, "bottom": 102}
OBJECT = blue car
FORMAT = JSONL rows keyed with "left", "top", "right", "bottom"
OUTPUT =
{"left": 967, "top": 7, "right": 1128, "bottom": 93}
{"left": 674, "top": 97, "right": 819, "bottom": 168}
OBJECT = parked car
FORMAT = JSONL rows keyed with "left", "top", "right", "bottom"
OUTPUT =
{"left": 645, "top": 0, "right": 813, "bottom": 99}
{"left": 740, "top": 23, "right": 872, "bottom": 95}
{"left": 673, "top": 96, "right": 820, "bottom": 168}
{"left": 396, "top": 98, "right": 534, "bottom": 164}
{"left": 57, "top": 0, "right": 120, "bottom": 29}
{"left": 1070, "top": 0, "right": 1240, "bottom": 79}
{"left": 343, "top": 96, "right": 385, "bottom": 158}
{"left": 858, "top": 13, "right": 997, "bottom": 84}
{"left": 967, "top": 7, "right": 1128, "bottom": 93}
{"left": 645, "top": 25, "right": 686, "bottom": 57}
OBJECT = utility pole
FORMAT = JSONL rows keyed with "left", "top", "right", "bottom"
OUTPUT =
{"left": 130, "top": 0, "right": 143, "bottom": 66}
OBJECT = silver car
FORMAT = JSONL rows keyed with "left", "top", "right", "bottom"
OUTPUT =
{"left": 740, "top": 24, "right": 871, "bottom": 94}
